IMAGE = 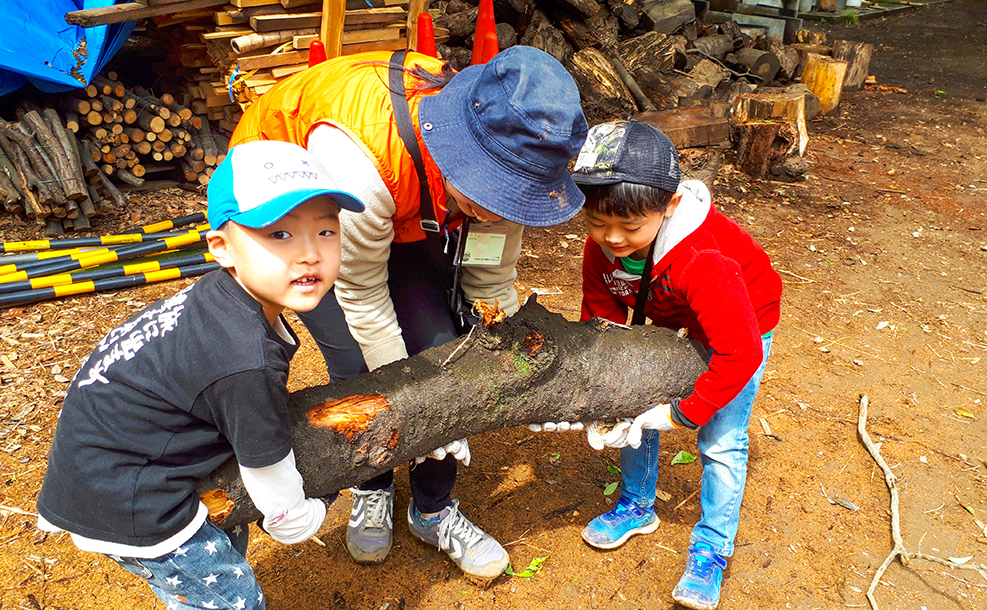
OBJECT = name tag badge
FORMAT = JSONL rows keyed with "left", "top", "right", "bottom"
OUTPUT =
{"left": 462, "top": 222, "right": 508, "bottom": 267}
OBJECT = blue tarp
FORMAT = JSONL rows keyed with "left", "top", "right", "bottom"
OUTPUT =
{"left": 0, "top": 1, "right": 135, "bottom": 97}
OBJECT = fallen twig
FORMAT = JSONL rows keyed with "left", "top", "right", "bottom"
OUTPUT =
{"left": 857, "top": 394, "right": 987, "bottom": 610}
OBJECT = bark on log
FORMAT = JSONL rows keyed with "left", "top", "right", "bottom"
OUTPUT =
{"left": 732, "top": 48, "right": 780, "bottom": 84}
{"left": 692, "top": 34, "right": 733, "bottom": 60}
{"left": 196, "top": 299, "right": 708, "bottom": 527}
{"left": 568, "top": 47, "right": 638, "bottom": 122}
{"left": 831, "top": 40, "right": 872, "bottom": 92}
{"left": 640, "top": 0, "right": 695, "bottom": 35}
{"left": 0, "top": 122, "right": 64, "bottom": 207}
{"left": 732, "top": 89, "right": 808, "bottom": 156}
{"left": 518, "top": 10, "right": 574, "bottom": 67}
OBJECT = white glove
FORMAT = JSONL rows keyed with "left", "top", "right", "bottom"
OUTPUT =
{"left": 415, "top": 438, "right": 471, "bottom": 466}
{"left": 625, "top": 403, "right": 682, "bottom": 449}
{"left": 585, "top": 420, "right": 634, "bottom": 450}
{"left": 527, "top": 421, "right": 585, "bottom": 432}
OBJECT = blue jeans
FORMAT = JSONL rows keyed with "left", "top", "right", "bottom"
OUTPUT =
{"left": 619, "top": 333, "right": 773, "bottom": 558}
{"left": 111, "top": 520, "right": 263, "bottom": 609}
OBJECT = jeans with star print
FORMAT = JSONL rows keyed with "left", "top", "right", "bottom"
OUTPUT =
{"left": 111, "top": 520, "right": 264, "bottom": 609}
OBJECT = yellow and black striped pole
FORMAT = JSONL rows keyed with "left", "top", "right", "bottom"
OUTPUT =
{"left": 0, "top": 251, "right": 215, "bottom": 295}
{"left": 0, "top": 247, "right": 115, "bottom": 276}
{"left": 0, "top": 218, "right": 209, "bottom": 254}
{"left": 0, "top": 262, "right": 219, "bottom": 308}
{"left": 0, "top": 231, "right": 205, "bottom": 284}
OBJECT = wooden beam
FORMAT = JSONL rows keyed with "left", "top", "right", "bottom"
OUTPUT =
{"left": 406, "top": 0, "right": 427, "bottom": 52}
{"left": 250, "top": 11, "right": 321, "bottom": 32}
{"left": 66, "top": 0, "right": 227, "bottom": 27}
{"left": 322, "top": 0, "right": 347, "bottom": 59}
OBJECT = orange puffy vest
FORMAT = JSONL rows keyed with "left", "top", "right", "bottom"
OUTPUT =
{"left": 230, "top": 51, "right": 449, "bottom": 243}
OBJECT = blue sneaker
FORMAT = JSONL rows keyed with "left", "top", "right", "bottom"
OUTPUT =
{"left": 581, "top": 496, "right": 659, "bottom": 549}
{"left": 671, "top": 542, "right": 728, "bottom": 610}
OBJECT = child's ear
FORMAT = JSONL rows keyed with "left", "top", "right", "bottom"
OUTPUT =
{"left": 663, "top": 192, "right": 684, "bottom": 218}
{"left": 206, "top": 229, "right": 236, "bottom": 269}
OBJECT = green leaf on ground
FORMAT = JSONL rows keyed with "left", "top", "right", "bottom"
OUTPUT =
{"left": 505, "top": 556, "right": 547, "bottom": 578}
{"left": 603, "top": 481, "right": 619, "bottom": 496}
{"left": 607, "top": 464, "right": 620, "bottom": 475}
{"left": 671, "top": 450, "right": 696, "bottom": 465}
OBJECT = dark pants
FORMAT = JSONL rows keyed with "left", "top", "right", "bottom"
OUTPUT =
{"left": 296, "top": 240, "right": 460, "bottom": 513}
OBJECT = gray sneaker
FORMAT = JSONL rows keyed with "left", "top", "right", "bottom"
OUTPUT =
{"left": 346, "top": 486, "right": 394, "bottom": 564}
{"left": 407, "top": 500, "right": 510, "bottom": 582}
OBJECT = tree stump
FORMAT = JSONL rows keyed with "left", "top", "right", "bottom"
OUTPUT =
{"left": 801, "top": 53, "right": 848, "bottom": 115}
{"left": 732, "top": 89, "right": 808, "bottom": 155}
{"left": 832, "top": 39, "right": 873, "bottom": 92}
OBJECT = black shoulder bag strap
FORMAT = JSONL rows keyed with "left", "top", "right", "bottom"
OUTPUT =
{"left": 630, "top": 238, "right": 658, "bottom": 326}
{"left": 388, "top": 49, "right": 440, "bottom": 234}
{"left": 387, "top": 50, "right": 471, "bottom": 321}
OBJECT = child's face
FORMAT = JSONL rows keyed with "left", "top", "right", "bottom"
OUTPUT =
{"left": 207, "top": 195, "right": 342, "bottom": 324}
{"left": 584, "top": 207, "right": 671, "bottom": 260}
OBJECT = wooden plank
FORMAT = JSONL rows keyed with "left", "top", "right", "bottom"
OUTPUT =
{"left": 341, "top": 37, "right": 407, "bottom": 54}
{"left": 233, "top": 0, "right": 281, "bottom": 7}
{"left": 323, "top": 0, "right": 347, "bottom": 58}
{"left": 250, "top": 11, "right": 321, "bottom": 31}
{"left": 292, "top": 34, "right": 320, "bottom": 49}
{"left": 343, "top": 27, "right": 401, "bottom": 44}
{"left": 282, "top": 0, "right": 322, "bottom": 6}
{"left": 634, "top": 107, "right": 731, "bottom": 149}
{"left": 406, "top": 0, "right": 425, "bottom": 52}
{"left": 346, "top": 7, "right": 406, "bottom": 25}
{"left": 201, "top": 28, "right": 255, "bottom": 40}
{"left": 272, "top": 63, "right": 309, "bottom": 78}
{"left": 66, "top": 0, "right": 227, "bottom": 27}
{"left": 237, "top": 49, "right": 310, "bottom": 70}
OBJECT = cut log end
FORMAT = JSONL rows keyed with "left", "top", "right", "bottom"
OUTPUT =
{"left": 307, "top": 394, "right": 391, "bottom": 441}
{"left": 200, "top": 489, "right": 235, "bottom": 525}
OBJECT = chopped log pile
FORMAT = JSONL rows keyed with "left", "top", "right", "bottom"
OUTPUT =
{"left": 124, "top": 0, "right": 450, "bottom": 132}
{"left": 0, "top": 72, "right": 229, "bottom": 235}
{"left": 117, "top": 0, "right": 869, "bottom": 182}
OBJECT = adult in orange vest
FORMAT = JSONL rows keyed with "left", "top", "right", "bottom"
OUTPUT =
{"left": 231, "top": 46, "right": 587, "bottom": 581}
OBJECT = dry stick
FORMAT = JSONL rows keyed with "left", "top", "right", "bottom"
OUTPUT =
{"left": 857, "top": 394, "right": 987, "bottom": 610}
{"left": 1, "top": 120, "right": 67, "bottom": 206}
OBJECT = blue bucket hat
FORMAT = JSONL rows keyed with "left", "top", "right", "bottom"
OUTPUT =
{"left": 418, "top": 46, "right": 588, "bottom": 227}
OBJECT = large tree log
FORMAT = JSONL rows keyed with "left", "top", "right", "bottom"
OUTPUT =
{"left": 197, "top": 298, "right": 708, "bottom": 528}
{"left": 832, "top": 40, "right": 873, "bottom": 92}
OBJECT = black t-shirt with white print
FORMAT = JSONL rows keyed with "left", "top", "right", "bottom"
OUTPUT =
{"left": 37, "top": 269, "right": 299, "bottom": 547}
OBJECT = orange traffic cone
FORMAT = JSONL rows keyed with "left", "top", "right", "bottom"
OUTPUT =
{"left": 470, "top": 0, "right": 497, "bottom": 65}
{"left": 481, "top": 30, "right": 499, "bottom": 64}
{"left": 417, "top": 13, "right": 437, "bottom": 57}
{"left": 308, "top": 40, "right": 327, "bottom": 67}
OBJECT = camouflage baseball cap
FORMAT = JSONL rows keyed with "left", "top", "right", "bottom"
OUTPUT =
{"left": 571, "top": 120, "right": 681, "bottom": 193}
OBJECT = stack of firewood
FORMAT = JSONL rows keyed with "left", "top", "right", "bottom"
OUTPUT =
{"left": 0, "top": 72, "right": 230, "bottom": 235}
{"left": 135, "top": 0, "right": 448, "bottom": 133}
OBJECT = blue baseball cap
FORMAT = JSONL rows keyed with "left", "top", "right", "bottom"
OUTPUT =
{"left": 418, "top": 46, "right": 588, "bottom": 227}
{"left": 207, "top": 140, "right": 365, "bottom": 230}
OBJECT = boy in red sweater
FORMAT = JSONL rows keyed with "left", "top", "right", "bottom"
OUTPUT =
{"left": 573, "top": 121, "right": 782, "bottom": 610}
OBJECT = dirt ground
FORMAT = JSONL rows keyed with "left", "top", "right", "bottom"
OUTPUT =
{"left": 2, "top": 1, "right": 987, "bottom": 608}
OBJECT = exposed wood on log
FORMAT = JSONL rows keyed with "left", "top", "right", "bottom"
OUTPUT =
{"left": 731, "top": 48, "right": 780, "bottom": 84}
{"left": 802, "top": 53, "right": 847, "bottom": 116}
{"left": 569, "top": 47, "right": 637, "bottom": 122}
{"left": 639, "top": 0, "right": 695, "bottom": 35}
{"left": 733, "top": 89, "right": 808, "bottom": 156}
{"left": 636, "top": 106, "right": 731, "bottom": 149}
{"left": 196, "top": 299, "right": 709, "bottom": 527}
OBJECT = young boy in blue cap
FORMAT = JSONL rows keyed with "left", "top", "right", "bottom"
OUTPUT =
{"left": 573, "top": 121, "right": 782, "bottom": 610}
{"left": 36, "top": 140, "right": 365, "bottom": 610}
